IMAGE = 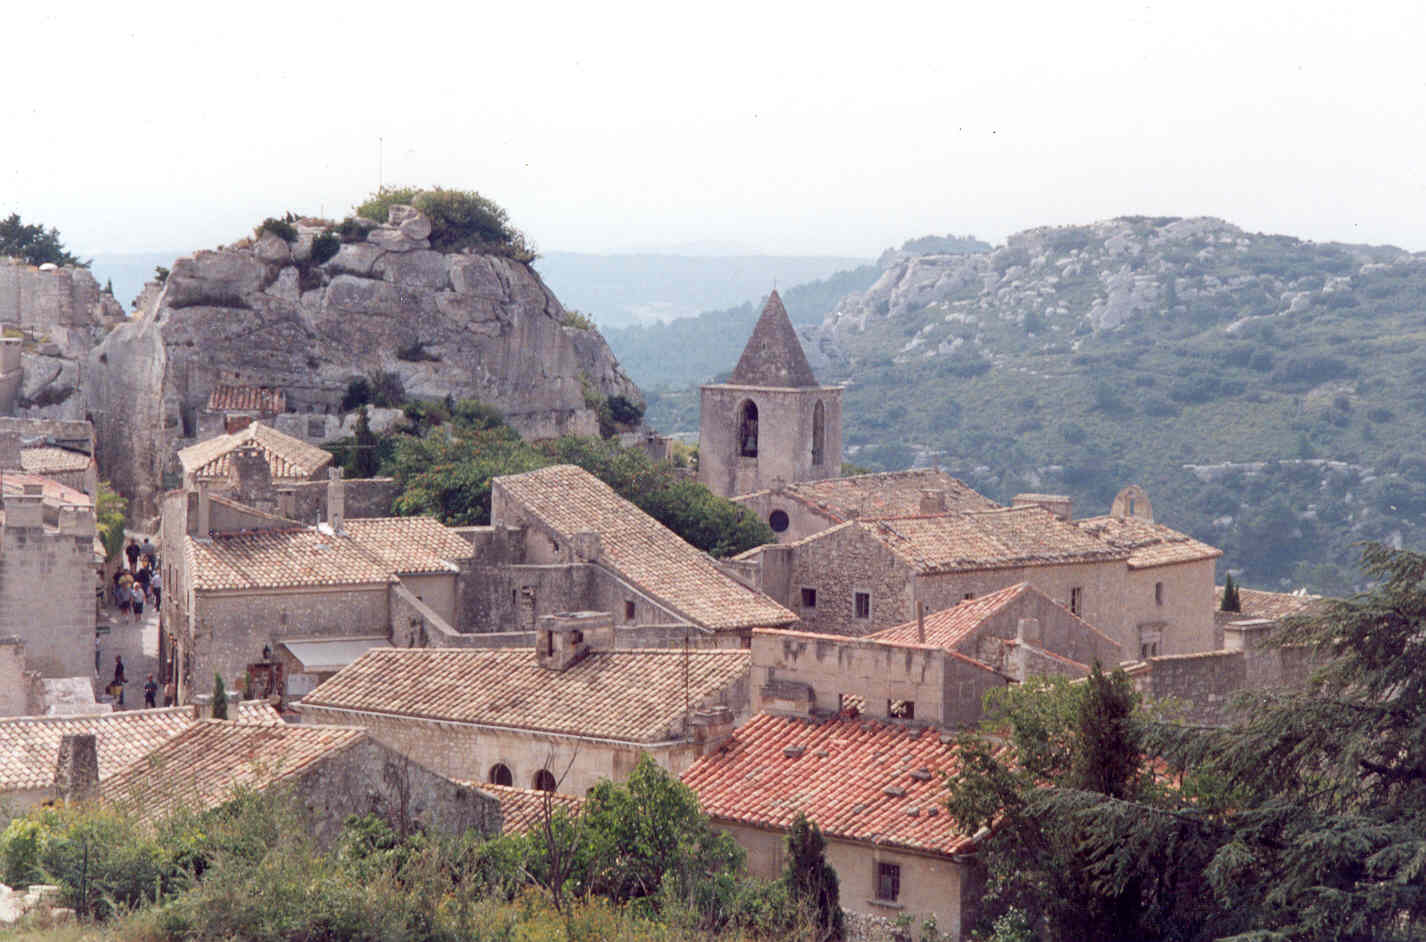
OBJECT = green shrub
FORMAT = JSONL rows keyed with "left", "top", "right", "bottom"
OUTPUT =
{"left": 336, "top": 217, "right": 368, "bottom": 243}
{"left": 607, "top": 394, "right": 645, "bottom": 427}
{"left": 254, "top": 217, "right": 298, "bottom": 243}
{"left": 355, "top": 186, "right": 536, "bottom": 261}
{"left": 562, "top": 309, "right": 596, "bottom": 330}
{"left": 396, "top": 341, "right": 439, "bottom": 362}
{"left": 369, "top": 370, "right": 405, "bottom": 408}
{"left": 310, "top": 230, "right": 340, "bottom": 265}
{"left": 342, "top": 376, "right": 372, "bottom": 411}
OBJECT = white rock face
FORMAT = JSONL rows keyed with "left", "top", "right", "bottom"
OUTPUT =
{"left": 87, "top": 207, "right": 639, "bottom": 512}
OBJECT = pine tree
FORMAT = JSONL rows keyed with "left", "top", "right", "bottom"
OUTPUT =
{"left": 211, "top": 673, "right": 228, "bottom": 719}
{"left": 1220, "top": 572, "right": 1241, "bottom": 612}
{"left": 784, "top": 813, "right": 843, "bottom": 942}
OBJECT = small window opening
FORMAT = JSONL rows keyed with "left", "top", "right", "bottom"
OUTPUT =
{"left": 888, "top": 699, "right": 915, "bottom": 719}
{"left": 801, "top": 587, "right": 817, "bottom": 608}
{"left": 1069, "top": 587, "right": 1083, "bottom": 616}
{"left": 769, "top": 509, "right": 790, "bottom": 532}
{"left": 533, "top": 769, "right": 557, "bottom": 792}
{"left": 624, "top": 600, "right": 636, "bottom": 621}
{"left": 1141, "top": 641, "right": 1159, "bottom": 659}
{"left": 1155, "top": 581, "right": 1164, "bottom": 606}
{"left": 738, "top": 400, "right": 759, "bottom": 457}
{"left": 963, "top": 592, "right": 975, "bottom": 601}
{"left": 855, "top": 592, "right": 871, "bottom": 619}
{"left": 811, "top": 401, "right": 826, "bottom": 466}
{"left": 488, "top": 763, "right": 513, "bottom": 786}
{"left": 876, "top": 862, "right": 901, "bottom": 902}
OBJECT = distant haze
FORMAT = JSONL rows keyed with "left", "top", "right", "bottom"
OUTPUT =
{"left": 9, "top": 1, "right": 1424, "bottom": 262}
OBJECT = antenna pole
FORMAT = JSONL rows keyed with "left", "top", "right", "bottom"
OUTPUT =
{"left": 378, "top": 137, "right": 384, "bottom": 193}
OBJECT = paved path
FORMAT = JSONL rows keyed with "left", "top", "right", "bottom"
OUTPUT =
{"left": 96, "top": 532, "right": 161, "bottom": 710}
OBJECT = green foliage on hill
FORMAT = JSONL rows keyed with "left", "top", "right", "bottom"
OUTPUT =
{"left": 947, "top": 543, "right": 1426, "bottom": 941}
{"left": 0, "top": 213, "right": 87, "bottom": 268}
{"left": 604, "top": 265, "right": 880, "bottom": 389}
{"left": 356, "top": 186, "right": 536, "bottom": 261}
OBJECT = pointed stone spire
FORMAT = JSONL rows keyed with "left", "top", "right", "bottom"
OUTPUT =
{"left": 730, "top": 290, "right": 818, "bottom": 387}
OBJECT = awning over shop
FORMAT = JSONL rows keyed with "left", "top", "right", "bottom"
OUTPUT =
{"left": 277, "top": 637, "right": 389, "bottom": 674}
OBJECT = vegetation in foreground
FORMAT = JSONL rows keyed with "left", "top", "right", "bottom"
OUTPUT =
{"left": 1, "top": 758, "right": 839, "bottom": 941}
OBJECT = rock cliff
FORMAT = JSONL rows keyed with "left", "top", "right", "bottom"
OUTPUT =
{"left": 87, "top": 207, "right": 640, "bottom": 512}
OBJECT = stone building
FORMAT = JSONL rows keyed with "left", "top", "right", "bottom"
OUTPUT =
{"left": 101, "top": 720, "right": 500, "bottom": 845}
{"left": 470, "top": 464, "right": 796, "bottom": 647}
{"left": 0, "top": 474, "right": 98, "bottom": 679}
{"left": 698, "top": 291, "right": 841, "bottom": 499}
{"left": 177, "top": 421, "right": 332, "bottom": 491}
{"left": 683, "top": 712, "right": 984, "bottom": 937}
{"left": 0, "top": 418, "right": 99, "bottom": 496}
{"left": 733, "top": 468, "right": 999, "bottom": 543}
{"left": 298, "top": 612, "right": 752, "bottom": 796}
{"left": 198, "top": 384, "right": 286, "bottom": 438}
{"left": 0, "top": 700, "right": 280, "bottom": 810}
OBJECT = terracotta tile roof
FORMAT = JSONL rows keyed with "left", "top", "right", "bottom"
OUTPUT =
{"left": 729, "top": 291, "right": 819, "bottom": 388}
{"left": 343, "top": 517, "right": 475, "bottom": 575}
{"left": 1075, "top": 515, "right": 1221, "bottom": 569}
{"left": 494, "top": 465, "right": 794, "bottom": 631}
{"left": 767, "top": 469, "right": 1000, "bottom": 523}
{"left": 185, "top": 528, "right": 396, "bottom": 591}
{"left": 474, "top": 783, "right": 584, "bottom": 833}
{"left": 869, "top": 583, "right": 1034, "bottom": 648}
{"left": 0, "top": 701, "right": 281, "bottom": 793}
{"left": 301, "top": 647, "right": 751, "bottom": 743}
{"left": 206, "top": 385, "right": 286, "bottom": 413}
{"left": 178, "top": 422, "right": 331, "bottom": 482}
{"left": 19, "top": 447, "right": 90, "bottom": 475}
{"left": 868, "top": 506, "right": 1127, "bottom": 574}
{"left": 682, "top": 712, "right": 986, "bottom": 857}
{"left": 102, "top": 721, "right": 366, "bottom": 822}
{"left": 1214, "top": 586, "right": 1324, "bottom": 622}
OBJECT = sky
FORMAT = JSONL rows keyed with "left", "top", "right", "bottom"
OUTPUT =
{"left": 6, "top": 0, "right": 1425, "bottom": 259}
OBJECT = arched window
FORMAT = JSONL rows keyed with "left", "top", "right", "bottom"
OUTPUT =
{"left": 811, "top": 401, "right": 826, "bottom": 466}
{"left": 488, "top": 763, "right": 513, "bottom": 786}
{"left": 533, "top": 768, "right": 557, "bottom": 792}
{"left": 738, "top": 400, "right": 759, "bottom": 457}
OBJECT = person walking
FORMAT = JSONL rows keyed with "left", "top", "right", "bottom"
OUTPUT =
{"left": 130, "top": 582, "right": 144, "bottom": 623}
{"left": 125, "top": 539, "right": 141, "bottom": 572}
{"left": 140, "top": 537, "right": 157, "bottom": 568}
{"left": 112, "top": 655, "right": 126, "bottom": 706}
{"left": 135, "top": 564, "right": 151, "bottom": 602}
{"left": 94, "top": 634, "right": 101, "bottom": 676}
{"left": 143, "top": 674, "right": 158, "bottom": 708}
{"left": 151, "top": 568, "right": 162, "bottom": 608}
{"left": 116, "top": 570, "right": 132, "bottom": 615}
{"left": 163, "top": 678, "right": 175, "bottom": 707}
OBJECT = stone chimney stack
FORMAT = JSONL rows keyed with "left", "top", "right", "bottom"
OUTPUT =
{"left": 570, "top": 530, "right": 601, "bottom": 562}
{"left": 535, "top": 611, "right": 612, "bottom": 671}
{"left": 228, "top": 444, "right": 272, "bottom": 502}
{"left": 691, "top": 705, "right": 735, "bottom": 756}
{"left": 918, "top": 488, "right": 947, "bottom": 515}
{"left": 55, "top": 733, "right": 99, "bottom": 804}
{"left": 916, "top": 600, "right": 927, "bottom": 643}
{"left": 327, "top": 468, "right": 345, "bottom": 534}
{"left": 1012, "top": 494, "right": 1074, "bottom": 522}
{"left": 196, "top": 482, "right": 211, "bottom": 538}
{"left": 0, "top": 431, "right": 22, "bottom": 470}
{"left": 277, "top": 487, "right": 295, "bottom": 520}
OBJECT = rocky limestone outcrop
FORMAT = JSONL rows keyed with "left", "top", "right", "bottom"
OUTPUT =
{"left": 0, "top": 259, "right": 122, "bottom": 418}
{"left": 87, "top": 208, "right": 640, "bottom": 513}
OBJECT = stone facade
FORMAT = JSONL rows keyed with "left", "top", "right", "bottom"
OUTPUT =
{"left": 0, "top": 485, "right": 96, "bottom": 679}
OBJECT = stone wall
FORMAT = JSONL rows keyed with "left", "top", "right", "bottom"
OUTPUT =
{"left": 0, "top": 511, "right": 95, "bottom": 679}
{"left": 278, "top": 477, "right": 400, "bottom": 525}
{"left": 298, "top": 704, "right": 702, "bottom": 797}
{"left": 698, "top": 385, "right": 841, "bottom": 499}
{"left": 732, "top": 489, "right": 837, "bottom": 544}
{"left": 1122, "top": 560, "right": 1217, "bottom": 658}
{"left": 776, "top": 525, "right": 915, "bottom": 637}
{"left": 292, "top": 738, "right": 501, "bottom": 846}
{"left": 0, "top": 636, "right": 32, "bottom": 716}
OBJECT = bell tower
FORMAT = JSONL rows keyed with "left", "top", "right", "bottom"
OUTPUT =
{"left": 698, "top": 291, "right": 841, "bottom": 498}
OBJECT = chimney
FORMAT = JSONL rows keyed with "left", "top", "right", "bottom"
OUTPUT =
{"left": 535, "top": 611, "right": 612, "bottom": 671}
{"left": 277, "top": 487, "right": 295, "bottom": 520}
{"left": 196, "top": 482, "right": 211, "bottom": 538}
{"left": 0, "top": 432, "right": 21, "bottom": 470}
{"left": 228, "top": 444, "right": 272, "bottom": 501}
{"left": 918, "top": 488, "right": 947, "bottom": 515}
{"left": 691, "top": 706, "right": 735, "bottom": 755}
{"left": 916, "top": 600, "right": 926, "bottom": 643}
{"left": 327, "top": 468, "right": 345, "bottom": 534}
{"left": 1012, "top": 493, "right": 1073, "bottom": 522}
{"left": 570, "top": 530, "right": 601, "bottom": 561}
{"left": 55, "top": 733, "right": 99, "bottom": 804}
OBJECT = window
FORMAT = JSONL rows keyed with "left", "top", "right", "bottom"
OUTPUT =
{"left": 533, "top": 769, "right": 557, "bottom": 792}
{"left": 738, "top": 400, "right": 759, "bottom": 457}
{"left": 854, "top": 592, "right": 871, "bottom": 619}
{"left": 876, "top": 862, "right": 901, "bottom": 902}
{"left": 811, "top": 401, "right": 826, "bottom": 466}
{"left": 801, "top": 587, "right": 817, "bottom": 608}
{"left": 1141, "top": 641, "right": 1159, "bottom": 659}
{"left": 488, "top": 763, "right": 513, "bottom": 786}
{"left": 962, "top": 592, "right": 975, "bottom": 601}
{"left": 1155, "top": 581, "right": 1164, "bottom": 606}
{"left": 769, "top": 509, "right": 790, "bottom": 532}
{"left": 888, "top": 699, "right": 915, "bottom": 719}
{"left": 307, "top": 417, "right": 326, "bottom": 438}
{"left": 1069, "top": 586, "right": 1083, "bottom": 616}
{"left": 624, "top": 600, "right": 636, "bottom": 621}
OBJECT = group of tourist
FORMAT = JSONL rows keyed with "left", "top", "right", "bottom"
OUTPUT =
{"left": 112, "top": 537, "right": 160, "bottom": 622}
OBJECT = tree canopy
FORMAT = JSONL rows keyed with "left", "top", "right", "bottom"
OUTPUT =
{"left": 0, "top": 213, "right": 87, "bottom": 268}
{"left": 948, "top": 544, "right": 1426, "bottom": 942}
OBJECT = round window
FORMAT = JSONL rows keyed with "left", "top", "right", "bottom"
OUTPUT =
{"left": 769, "top": 510, "right": 790, "bottom": 533}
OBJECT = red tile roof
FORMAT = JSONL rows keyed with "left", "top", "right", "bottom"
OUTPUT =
{"left": 343, "top": 517, "right": 475, "bottom": 575}
{"left": 869, "top": 583, "right": 1034, "bottom": 648}
{"left": 102, "top": 721, "right": 366, "bottom": 823}
{"left": 868, "top": 506, "right": 1127, "bottom": 574}
{"left": 1075, "top": 515, "right": 1221, "bottom": 569}
{"left": 474, "top": 783, "right": 584, "bottom": 833}
{"left": 301, "top": 647, "right": 751, "bottom": 743}
{"left": 206, "top": 385, "right": 286, "bottom": 413}
{"left": 682, "top": 712, "right": 986, "bottom": 857}
{"left": 1214, "top": 586, "right": 1324, "bottom": 622}
{"left": 0, "top": 473, "right": 91, "bottom": 508}
{"left": 185, "top": 528, "right": 395, "bottom": 591}
{"left": 494, "top": 465, "right": 794, "bottom": 632}
{"left": 765, "top": 469, "right": 999, "bottom": 523}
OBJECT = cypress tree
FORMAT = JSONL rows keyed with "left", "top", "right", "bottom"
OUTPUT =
{"left": 784, "top": 813, "right": 843, "bottom": 942}
{"left": 1220, "top": 573, "right": 1241, "bottom": 612}
{"left": 211, "top": 673, "right": 228, "bottom": 719}
{"left": 353, "top": 406, "right": 379, "bottom": 478}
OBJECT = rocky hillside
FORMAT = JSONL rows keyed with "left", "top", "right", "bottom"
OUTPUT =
{"left": 88, "top": 207, "right": 639, "bottom": 513}
{"left": 650, "top": 217, "right": 1426, "bottom": 594}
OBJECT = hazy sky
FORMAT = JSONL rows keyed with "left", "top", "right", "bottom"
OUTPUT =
{"left": 7, "top": 0, "right": 1424, "bottom": 259}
